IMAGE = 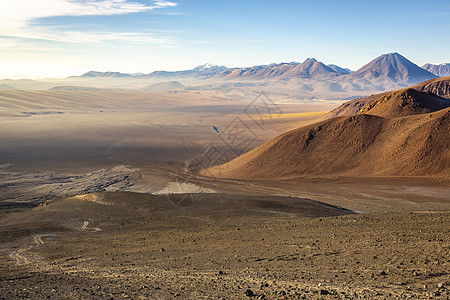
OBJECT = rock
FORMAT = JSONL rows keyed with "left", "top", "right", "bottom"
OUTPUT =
{"left": 218, "top": 271, "right": 224, "bottom": 275}
{"left": 378, "top": 270, "right": 387, "bottom": 276}
{"left": 160, "top": 248, "right": 165, "bottom": 252}
{"left": 437, "top": 283, "right": 444, "bottom": 288}
{"left": 320, "top": 289, "right": 330, "bottom": 295}
{"left": 245, "top": 289, "right": 255, "bottom": 297}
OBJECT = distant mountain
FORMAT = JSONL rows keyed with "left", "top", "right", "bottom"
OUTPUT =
{"left": 193, "top": 63, "right": 227, "bottom": 72}
{"left": 422, "top": 63, "right": 450, "bottom": 77}
{"left": 140, "top": 81, "right": 185, "bottom": 91}
{"left": 80, "top": 71, "right": 132, "bottom": 79}
{"left": 328, "top": 64, "right": 352, "bottom": 74}
{"left": 127, "top": 72, "right": 145, "bottom": 76}
{"left": 216, "top": 58, "right": 345, "bottom": 80}
{"left": 141, "top": 64, "right": 228, "bottom": 80}
{"left": 348, "top": 53, "right": 436, "bottom": 85}
{"left": 281, "top": 58, "right": 344, "bottom": 79}
{"left": 51, "top": 53, "right": 444, "bottom": 95}
{"left": 0, "top": 84, "right": 17, "bottom": 89}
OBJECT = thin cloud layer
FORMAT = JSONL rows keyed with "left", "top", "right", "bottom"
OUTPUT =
{"left": 0, "top": 0, "right": 178, "bottom": 45}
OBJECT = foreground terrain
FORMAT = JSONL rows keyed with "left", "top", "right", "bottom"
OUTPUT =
{"left": 0, "top": 192, "right": 449, "bottom": 299}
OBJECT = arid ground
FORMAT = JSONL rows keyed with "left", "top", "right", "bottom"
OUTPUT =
{"left": 0, "top": 90, "right": 449, "bottom": 299}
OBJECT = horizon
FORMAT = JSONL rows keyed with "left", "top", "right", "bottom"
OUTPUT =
{"left": 0, "top": 52, "right": 447, "bottom": 80}
{"left": 1, "top": 0, "right": 450, "bottom": 78}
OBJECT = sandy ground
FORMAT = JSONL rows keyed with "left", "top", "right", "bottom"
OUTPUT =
{"left": 0, "top": 193, "right": 449, "bottom": 299}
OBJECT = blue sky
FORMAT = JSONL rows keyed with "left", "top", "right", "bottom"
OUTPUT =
{"left": 1, "top": 0, "right": 450, "bottom": 77}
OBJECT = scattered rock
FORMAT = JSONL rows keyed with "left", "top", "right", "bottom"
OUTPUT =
{"left": 245, "top": 289, "right": 255, "bottom": 297}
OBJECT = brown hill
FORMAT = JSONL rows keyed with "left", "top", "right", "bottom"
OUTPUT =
{"left": 357, "top": 88, "right": 450, "bottom": 118}
{"left": 412, "top": 76, "right": 450, "bottom": 99}
{"left": 203, "top": 108, "right": 450, "bottom": 179}
{"left": 322, "top": 92, "right": 389, "bottom": 119}
{"left": 324, "top": 77, "right": 450, "bottom": 119}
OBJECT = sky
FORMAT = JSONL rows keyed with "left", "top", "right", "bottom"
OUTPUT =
{"left": 1, "top": 0, "right": 450, "bottom": 78}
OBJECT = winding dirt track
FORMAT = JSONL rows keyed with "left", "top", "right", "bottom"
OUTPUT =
{"left": 8, "top": 219, "right": 102, "bottom": 266}
{"left": 9, "top": 219, "right": 102, "bottom": 266}
{"left": 81, "top": 220, "right": 102, "bottom": 232}
{"left": 9, "top": 234, "right": 53, "bottom": 265}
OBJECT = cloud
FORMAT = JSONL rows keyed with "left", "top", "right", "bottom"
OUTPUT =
{"left": 27, "top": 29, "right": 178, "bottom": 45}
{"left": 0, "top": 0, "right": 178, "bottom": 45}
{"left": 0, "top": 39, "right": 17, "bottom": 48}
{"left": 1, "top": 0, "right": 177, "bottom": 26}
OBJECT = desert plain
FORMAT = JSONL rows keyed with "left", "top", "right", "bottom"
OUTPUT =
{"left": 0, "top": 84, "right": 449, "bottom": 299}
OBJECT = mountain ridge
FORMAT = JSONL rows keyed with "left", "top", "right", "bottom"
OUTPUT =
{"left": 72, "top": 53, "right": 438, "bottom": 89}
{"left": 422, "top": 63, "right": 450, "bottom": 77}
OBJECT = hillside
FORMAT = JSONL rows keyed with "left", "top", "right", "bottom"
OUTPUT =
{"left": 206, "top": 77, "right": 450, "bottom": 180}
{"left": 413, "top": 76, "right": 450, "bottom": 99}
{"left": 322, "top": 92, "right": 389, "bottom": 119}
{"left": 357, "top": 88, "right": 450, "bottom": 118}
{"left": 324, "top": 76, "right": 450, "bottom": 119}
{"left": 203, "top": 109, "right": 450, "bottom": 179}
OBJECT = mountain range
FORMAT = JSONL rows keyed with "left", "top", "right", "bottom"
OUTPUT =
{"left": 1, "top": 53, "right": 449, "bottom": 97}
{"left": 78, "top": 53, "right": 444, "bottom": 85}
{"left": 422, "top": 63, "right": 450, "bottom": 77}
